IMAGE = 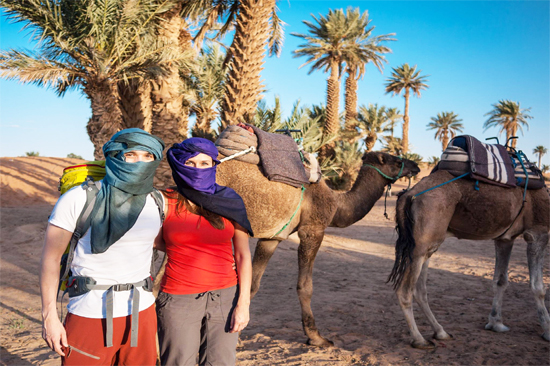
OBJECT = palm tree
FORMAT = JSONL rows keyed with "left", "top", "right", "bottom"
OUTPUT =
{"left": 533, "top": 145, "right": 548, "bottom": 168}
{"left": 484, "top": 100, "right": 532, "bottom": 149}
{"left": 0, "top": 0, "right": 185, "bottom": 159}
{"left": 219, "top": 0, "right": 283, "bottom": 129}
{"left": 356, "top": 104, "right": 387, "bottom": 151}
{"left": 381, "top": 135, "right": 403, "bottom": 156}
{"left": 428, "top": 156, "right": 440, "bottom": 167}
{"left": 384, "top": 107, "right": 403, "bottom": 138}
{"left": 150, "top": 4, "right": 193, "bottom": 151}
{"left": 184, "top": 44, "right": 227, "bottom": 141}
{"left": 426, "top": 111, "right": 464, "bottom": 151}
{"left": 293, "top": 9, "right": 360, "bottom": 139}
{"left": 385, "top": 63, "right": 429, "bottom": 154}
{"left": 341, "top": 8, "right": 395, "bottom": 133}
{"left": 542, "top": 164, "right": 549, "bottom": 175}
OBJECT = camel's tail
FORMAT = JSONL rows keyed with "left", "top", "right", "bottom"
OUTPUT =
{"left": 387, "top": 194, "right": 416, "bottom": 290}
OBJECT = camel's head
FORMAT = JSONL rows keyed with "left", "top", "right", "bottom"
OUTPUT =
{"left": 361, "top": 151, "right": 420, "bottom": 181}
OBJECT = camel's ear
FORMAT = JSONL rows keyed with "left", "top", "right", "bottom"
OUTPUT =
{"left": 376, "top": 153, "right": 385, "bottom": 165}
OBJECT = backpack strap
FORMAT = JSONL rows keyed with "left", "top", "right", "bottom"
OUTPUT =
{"left": 58, "top": 178, "right": 99, "bottom": 294}
{"left": 150, "top": 188, "right": 165, "bottom": 224}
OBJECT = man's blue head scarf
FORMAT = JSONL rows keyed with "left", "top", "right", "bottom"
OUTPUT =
{"left": 90, "top": 128, "right": 165, "bottom": 254}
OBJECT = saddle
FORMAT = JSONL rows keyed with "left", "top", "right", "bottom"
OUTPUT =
{"left": 215, "top": 124, "right": 321, "bottom": 186}
{"left": 436, "top": 135, "right": 545, "bottom": 190}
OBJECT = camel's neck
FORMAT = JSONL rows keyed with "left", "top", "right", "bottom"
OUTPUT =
{"left": 330, "top": 166, "right": 389, "bottom": 228}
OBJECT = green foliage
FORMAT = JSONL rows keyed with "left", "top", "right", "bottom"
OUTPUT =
{"left": 0, "top": 0, "right": 190, "bottom": 95}
{"left": 428, "top": 156, "right": 440, "bottom": 166}
{"left": 541, "top": 164, "right": 549, "bottom": 175}
{"left": 8, "top": 318, "right": 24, "bottom": 330}
{"left": 251, "top": 97, "right": 335, "bottom": 154}
{"left": 385, "top": 63, "right": 429, "bottom": 97}
{"left": 292, "top": 7, "right": 395, "bottom": 76}
{"left": 426, "top": 112, "right": 463, "bottom": 139}
{"left": 401, "top": 152, "right": 423, "bottom": 164}
{"left": 322, "top": 140, "right": 363, "bottom": 190}
{"left": 533, "top": 145, "right": 547, "bottom": 157}
{"left": 381, "top": 136, "right": 403, "bottom": 155}
{"left": 25, "top": 151, "right": 39, "bottom": 157}
{"left": 67, "top": 153, "right": 83, "bottom": 159}
{"left": 484, "top": 100, "right": 532, "bottom": 138}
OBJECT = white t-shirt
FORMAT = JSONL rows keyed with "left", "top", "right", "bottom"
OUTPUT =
{"left": 49, "top": 181, "right": 162, "bottom": 318}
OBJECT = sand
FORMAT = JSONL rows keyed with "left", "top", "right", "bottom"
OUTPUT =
{"left": 1, "top": 157, "right": 549, "bottom": 365}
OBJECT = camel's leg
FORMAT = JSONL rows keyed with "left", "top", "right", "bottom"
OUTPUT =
{"left": 525, "top": 231, "right": 550, "bottom": 341}
{"left": 396, "top": 253, "right": 436, "bottom": 349}
{"left": 414, "top": 257, "right": 452, "bottom": 341}
{"left": 250, "top": 239, "right": 280, "bottom": 299}
{"left": 485, "top": 239, "right": 514, "bottom": 333}
{"left": 296, "top": 228, "right": 332, "bottom": 347}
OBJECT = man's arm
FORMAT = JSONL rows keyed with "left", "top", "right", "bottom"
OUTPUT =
{"left": 40, "top": 223, "right": 73, "bottom": 356}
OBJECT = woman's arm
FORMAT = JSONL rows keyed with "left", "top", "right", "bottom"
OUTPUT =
{"left": 40, "top": 223, "right": 73, "bottom": 356}
{"left": 230, "top": 223, "right": 252, "bottom": 333}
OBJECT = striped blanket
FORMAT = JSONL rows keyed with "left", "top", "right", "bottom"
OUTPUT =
{"left": 442, "top": 135, "right": 516, "bottom": 188}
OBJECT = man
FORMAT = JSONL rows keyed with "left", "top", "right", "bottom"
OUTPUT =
{"left": 40, "top": 128, "right": 165, "bottom": 365}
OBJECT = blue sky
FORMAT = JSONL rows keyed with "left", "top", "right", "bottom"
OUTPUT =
{"left": 1, "top": 1, "right": 549, "bottom": 165}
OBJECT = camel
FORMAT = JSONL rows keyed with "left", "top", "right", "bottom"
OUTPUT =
{"left": 388, "top": 169, "right": 550, "bottom": 349}
{"left": 155, "top": 151, "right": 419, "bottom": 346}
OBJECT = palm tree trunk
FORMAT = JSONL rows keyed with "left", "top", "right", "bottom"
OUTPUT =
{"left": 151, "top": 6, "right": 192, "bottom": 187}
{"left": 118, "top": 79, "right": 153, "bottom": 132}
{"left": 538, "top": 153, "right": 542, "bottom": 169}
{"left": 510, "top": 121, "right": 518, "bottom": 149}
{"left": 402, "top": 88, "right": 410, "bottom": 154}
{"left": 365, "top": 131, "right": 377, "bottom": 151}
{"left": 85, "top": 80, "right": 123, "bottom": 159}
{"left": 325, "top": 58, "right": 340, "bottom": 136}
{"left": 221, "top": 0, "right": 275, "bottom": 129}
{"left": 344, "top": 67, "right": 358, "bottom": 134}
{"left": 442, "top": 131, "right": 449, "bottom": 151}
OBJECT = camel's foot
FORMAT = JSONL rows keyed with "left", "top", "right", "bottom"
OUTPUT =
{"left": 485, "top": 322, "right": 510, "bottom": 333}
{"left": 542, "top": 332, "right": 550, "bottom": 341}
{"left": 306, "top": 336, "right": 334, "bottom": 348}
{"left": 432, "top": 330, "right": 453, "bottom": 341}
{"left": 411, "top": 338, "right": 436, "bottom": 349}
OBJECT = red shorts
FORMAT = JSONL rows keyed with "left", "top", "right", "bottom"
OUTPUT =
{"left": 62, "top": 305, "right": 157, "bottom": 366}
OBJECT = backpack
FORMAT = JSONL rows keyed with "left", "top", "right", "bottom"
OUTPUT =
{"left": 57, "top": 162, "right": 164, "bottom": 293}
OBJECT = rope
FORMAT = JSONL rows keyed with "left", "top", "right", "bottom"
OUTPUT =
{"left": 219, "top": 146, "right": 256, "bottom": 163}
{"left": 362, "top": 162, "right": 404, "bottom": 182}
{"left": 412, "top": 173, "right": 469, "bottom": 200}
{"left": 270, "top": 185, "right": 306, "bottom": 239}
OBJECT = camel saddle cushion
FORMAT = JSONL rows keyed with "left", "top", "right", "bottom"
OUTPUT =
{"left": 437, "top": 135, "right": 545, "bottom": 190}
{"left": 438, "top": 135, "right": 516, "bottom": 188}
{"left": 510, "top": 154, "right": 546, "bottom": 190}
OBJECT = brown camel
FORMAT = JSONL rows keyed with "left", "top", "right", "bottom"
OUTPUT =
{"left": 155, "top": 151, "right": 419, "bottom": 346}
{"left": 389, "top": 170, "right": 550, "bottom": 349}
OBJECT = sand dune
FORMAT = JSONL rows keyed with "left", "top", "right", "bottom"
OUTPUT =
{"left": 1, "top": 157, "right": 548, "bottom": 365}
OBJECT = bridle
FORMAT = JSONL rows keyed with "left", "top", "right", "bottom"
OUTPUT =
{"left": 362, "top": 160, "right": 410, "bottom": 220}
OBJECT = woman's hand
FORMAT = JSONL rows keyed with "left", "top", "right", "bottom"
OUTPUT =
{"left": 42, "top": 313, "right": 68, "bottom": 356}
{"left": 230, "top": 303, "right": 250, "bottom": 333}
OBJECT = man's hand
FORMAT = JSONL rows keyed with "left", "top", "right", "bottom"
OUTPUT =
{"left": 42, "top": 313, "right": 68, "bottom": 356}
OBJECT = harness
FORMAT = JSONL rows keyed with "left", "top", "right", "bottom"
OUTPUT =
{"left": 59, "top": 178, "right": 164, "bottom": 348}
{"left": 362, "top": 161, "right": 407, "bottom": 219}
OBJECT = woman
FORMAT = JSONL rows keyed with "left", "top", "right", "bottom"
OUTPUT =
{"left": 155, "top": 137, "right": 253, "bottom": 366}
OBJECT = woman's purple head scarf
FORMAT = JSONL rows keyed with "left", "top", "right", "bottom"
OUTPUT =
{"left": 167, "top": 137, "right": 253, "bottom": 236}
{"left": 167, "top": 137, "right": 221, "bottom": 194}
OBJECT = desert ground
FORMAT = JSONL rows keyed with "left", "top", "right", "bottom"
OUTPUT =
{"left": 1, "top": 157, "right": 549, "bottom": 365}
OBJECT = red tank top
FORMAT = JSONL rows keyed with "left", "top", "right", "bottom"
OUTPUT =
{"left": 160, "top": 196, "right": 237, "bottom": 295}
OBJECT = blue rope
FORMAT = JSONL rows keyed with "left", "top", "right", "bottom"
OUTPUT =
{"left": 515, "top": 151, "right": 529, "bottom": 202}
{"left": 412, "top": 172, "right": 469, "bottom": 200}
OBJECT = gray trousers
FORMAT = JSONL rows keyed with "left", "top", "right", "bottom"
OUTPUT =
{"left": 157, "top": 286, "right": 239, "bottom": 366}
